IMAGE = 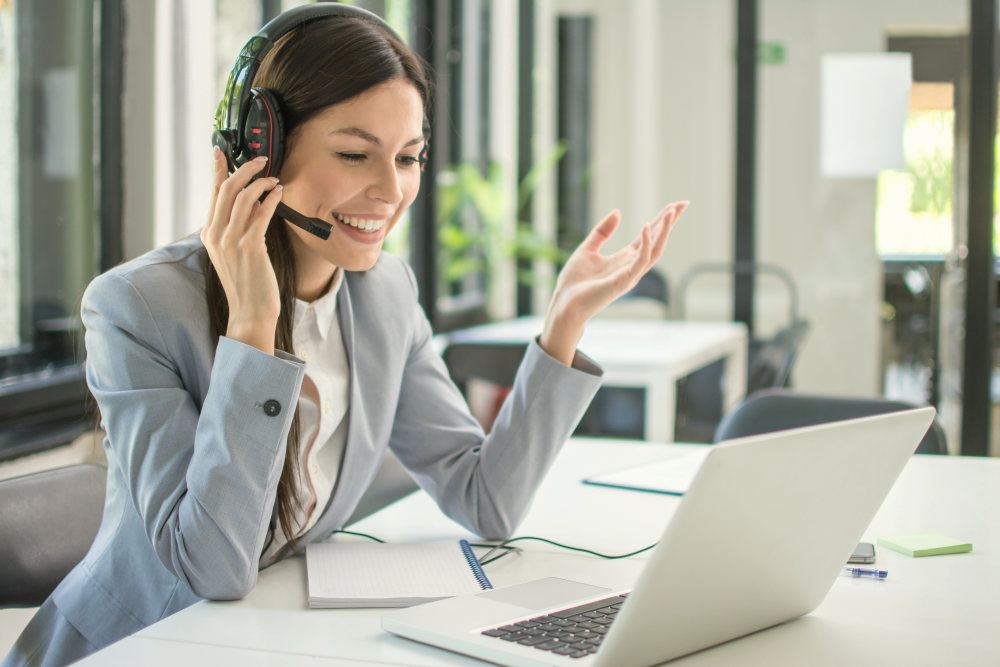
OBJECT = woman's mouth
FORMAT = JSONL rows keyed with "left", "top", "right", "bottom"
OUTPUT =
{"left": 332, "top": 212, "right": 387, "bottom": 233}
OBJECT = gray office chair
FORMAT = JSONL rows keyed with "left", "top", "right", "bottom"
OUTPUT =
{"left": 713, "top": 389, "right": 948, "bottom": 455}
{"left": 673, "top": 261, "right": 809, "bottom": 443}
{"left": 345, "top": 451, "right": 420, "bottom": 526}
{"left": 0, "top": 463, "right": 107, "bottom": 607}
{"left": 441, "top": 342, "right": 527, "bottom": 394}
{"left": 620, "top": 269, "right": 669, "bottom": 311}
{"left": 674, "top": 319, "right": 811, "bottom": 443}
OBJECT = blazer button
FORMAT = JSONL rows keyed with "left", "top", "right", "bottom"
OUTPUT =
{"left": 262, "top": 399, "right": 282, "bottom": 417}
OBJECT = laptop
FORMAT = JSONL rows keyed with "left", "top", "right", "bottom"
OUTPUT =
{"left": 382, "top": 407, "right": 935, "bottom": 666}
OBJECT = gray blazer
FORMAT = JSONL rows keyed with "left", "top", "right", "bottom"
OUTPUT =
{"left": 52, "top": 235, "right": 602, "bottom": 652}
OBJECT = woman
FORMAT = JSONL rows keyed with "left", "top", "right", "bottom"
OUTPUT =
{"left": 3, "top": 7, "right": 685, "bottom": 666}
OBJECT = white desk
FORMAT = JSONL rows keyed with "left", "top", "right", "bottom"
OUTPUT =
{"left": 443, "top": 316, "right": 749, "bottom": 441}
{"left": 80, "top": 440, "right": 1000, "bottom": 666}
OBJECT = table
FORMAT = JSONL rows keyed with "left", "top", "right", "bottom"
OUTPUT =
{"left": 441, "top": 316, "right": 749, "bottom": 442}
{"left": 80, "top": 439, "right": 1000, "bottom": 666}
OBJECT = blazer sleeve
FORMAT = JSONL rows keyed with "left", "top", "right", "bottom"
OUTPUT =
{"left": 82, "top": 271, "right": 305, "bottom": 599}
{"left": 386, "top": 273, "right": 603, "bottom": 540}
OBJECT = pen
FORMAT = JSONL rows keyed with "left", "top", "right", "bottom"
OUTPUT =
{"left": 843, "top": 566, "right": 888, "bottom": 579}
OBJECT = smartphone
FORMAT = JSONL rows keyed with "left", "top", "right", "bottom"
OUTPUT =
{"left": 848, "top": 541, "right": 876, "bottom": 564}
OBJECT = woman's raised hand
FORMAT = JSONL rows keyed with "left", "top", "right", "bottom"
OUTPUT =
{"left": 201, "top": 149, "right": 284, "bottom": 354}
{"left": 539, "top": 201, "right": 688, "bottom": 365}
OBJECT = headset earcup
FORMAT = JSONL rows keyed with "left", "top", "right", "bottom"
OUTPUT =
{"left": 242, "top": 87, "right": 285, "bottom": 178}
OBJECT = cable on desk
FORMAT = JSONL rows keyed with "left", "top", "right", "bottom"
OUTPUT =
{"left": 329, "top": 529, "right": 386, "bottom": 543}
{"left": 328, "top": 530, "right": 655, "bottom": 567}
{"left": 473, "top": 537, "right": 658, "bottom": 566}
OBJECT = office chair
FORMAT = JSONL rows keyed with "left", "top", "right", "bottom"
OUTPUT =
{"left": 440, "top": 341, "right": 528, "bottom": 432}
{"left": 345, "top": 451, "right": 419, "bottom": 526}
{"left": 599, "top": 269, "right": 670, "bottom": 320}
{"left": 674, "top": 319, "right": 811, "bottom": 443}
{"left": 713, "top": 389, "right": 948, "bottom": 455}
{"left": 441, "top": 342, "right": 527, "bottom": 394}
{"left": 0, "top": 463, "right": 107, "bottom": 607}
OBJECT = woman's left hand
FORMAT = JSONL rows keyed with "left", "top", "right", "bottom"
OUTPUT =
{"left": 539, "top": 201, "right": 688, "bottom": 365}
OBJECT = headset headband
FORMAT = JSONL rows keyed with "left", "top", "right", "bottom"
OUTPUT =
{"left": 213, "top": 3, "right": 402, "bottom": 172}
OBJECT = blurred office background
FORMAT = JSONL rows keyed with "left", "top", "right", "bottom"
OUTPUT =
{"left": 0, "top": 0, "right": 997, "bottom": 465}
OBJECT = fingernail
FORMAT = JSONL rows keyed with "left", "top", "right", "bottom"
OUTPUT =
{"left": 253, "top": 156, "right": 269, "bottom": 163}
{"left": 212, "top": 146, "right": 222, "bottom": 159}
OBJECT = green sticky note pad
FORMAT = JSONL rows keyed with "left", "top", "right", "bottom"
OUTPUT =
{"left": 877, "top": 530, "right": 972, "bottom": 557}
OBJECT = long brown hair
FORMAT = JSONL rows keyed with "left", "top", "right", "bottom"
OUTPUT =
{"left": 204, "top": 16, "right": 430, "bottom": 549}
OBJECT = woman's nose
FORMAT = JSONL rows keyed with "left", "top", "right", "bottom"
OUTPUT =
{"left": 367, "top": 160, "right": 403, "bottom": 204}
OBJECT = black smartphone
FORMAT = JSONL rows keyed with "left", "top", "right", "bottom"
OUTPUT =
{"left": 848, "top": 541, "right": 876, "bottom": 564}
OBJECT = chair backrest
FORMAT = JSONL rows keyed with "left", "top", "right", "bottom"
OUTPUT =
{"left": 674, "top": 261, "right": 799, "bottom": 323}
{"left": 599, "top": 270, "right": 670, "bottom": 320}
{"left": 0, "top": 463, "right": 107, "bottom": 607}
{"left": 673, "top": 319, "right": 810, "bottom": 443}
{"left": 714, "top": 389, "right": 948, "bottom": 455}
{"left": 746, "top": 319, "right": 810, "bottom": 393}
{"left": 623, "top": 269, "right": 669, "bottom": 305}
{"left": 441, "top": 342, "right": 528, "bottom": 393}
{"left": 345, "top": 451, "right": 419, "bottom": 526}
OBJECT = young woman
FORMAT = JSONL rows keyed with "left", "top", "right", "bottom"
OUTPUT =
{"left": 3, "top": 6, "right": 685, "bottom": 666}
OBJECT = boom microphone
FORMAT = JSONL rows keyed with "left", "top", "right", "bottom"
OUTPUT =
{"left": 275, "top": 201, "right": 333, "bottom": 240}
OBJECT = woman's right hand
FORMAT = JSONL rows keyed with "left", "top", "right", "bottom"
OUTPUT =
{"left": 201, "top": 149, "right": 284, "bottom": 355}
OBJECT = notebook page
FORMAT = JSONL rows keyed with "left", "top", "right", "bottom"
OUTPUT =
{"left": 306, "top": 540, "right": 487, "bottom": 603}
{"left": 583, "top": 448, "right": 711, "bottom": 496}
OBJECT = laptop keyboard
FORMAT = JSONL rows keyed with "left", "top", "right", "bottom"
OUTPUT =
{"left": 480, "top": 594, "right": 629, "bottom": 659}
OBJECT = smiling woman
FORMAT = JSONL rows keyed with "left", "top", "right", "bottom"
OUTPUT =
{"left": 3, "top": 5, "right": 686, "bottom": 666}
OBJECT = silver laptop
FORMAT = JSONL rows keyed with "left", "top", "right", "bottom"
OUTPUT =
{"left": 382, "top": 407, "right": 935, "bottom": 666}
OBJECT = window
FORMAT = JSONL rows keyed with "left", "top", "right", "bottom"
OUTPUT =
{"left": 876, "top": 82, "right": 955, "bottom": 257}
{"left": 0, "top": 0, "right": 109, "bottom": 461}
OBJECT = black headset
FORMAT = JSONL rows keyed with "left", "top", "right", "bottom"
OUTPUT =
{"left": 212, "top": 3, "right": 427, "bottom": 240}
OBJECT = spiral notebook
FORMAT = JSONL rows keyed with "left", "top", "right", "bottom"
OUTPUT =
{"left": 305, "top": 539, "right": 492, "bottom": 608}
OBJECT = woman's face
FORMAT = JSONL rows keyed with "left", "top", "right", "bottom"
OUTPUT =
{"left": 277, "top": 77, "right": 424, "bottom": 274}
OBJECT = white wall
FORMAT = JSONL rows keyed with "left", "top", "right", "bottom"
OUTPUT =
{"left": 123, "top": 0, "right": 216, "bottom": 261}
{"left": 570, "top": 0, "right": 966, "bottom": 396}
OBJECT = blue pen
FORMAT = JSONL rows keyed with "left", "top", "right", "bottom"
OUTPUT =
{"left": 843, "top": 566, "right": 888, "bottom": 579}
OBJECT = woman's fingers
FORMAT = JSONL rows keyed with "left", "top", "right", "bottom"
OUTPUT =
{"left": 581, "top": 209, "right": 622, "bottom": 253}
{"left": 646, "top": 201, "right": 686, "bottom": 268}
{"left": 249, "top": 183, "right": 284, "bottom": 237}
{"left": 228, "top": 176, "right": 281, "bottom": 237}
{"left": 208, "top": 156, "right": 271, "bottom": 235}
{"left": 205, "top": 148, "right": 229, "bottom": 228}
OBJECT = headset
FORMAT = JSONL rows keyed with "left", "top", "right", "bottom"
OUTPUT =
{"left": 212, "top": 3, "right": 428, "bottom": 240}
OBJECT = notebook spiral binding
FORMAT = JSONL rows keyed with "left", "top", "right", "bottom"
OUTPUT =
{"left": 460, "top": 539, "right": 494, "bottom": 590}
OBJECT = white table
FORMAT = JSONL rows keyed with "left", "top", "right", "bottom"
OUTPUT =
{"left": 442, "top": 316, "right": 749, "bottom": 441}
{"left": 80, "top": 440, "right": 1000, "bottom": 666}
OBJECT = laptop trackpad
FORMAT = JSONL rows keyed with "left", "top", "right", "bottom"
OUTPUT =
{"left": 477, "top": 577, "right": 612, "bottom": 610}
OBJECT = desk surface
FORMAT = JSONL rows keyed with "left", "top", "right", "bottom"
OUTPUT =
{"left": 81, "top": 440, "right": 1000, "bottom": 666}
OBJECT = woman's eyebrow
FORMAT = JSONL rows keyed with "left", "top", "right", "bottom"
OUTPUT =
{"left": 329, "top": 127, "right": 424, "bottom": 148}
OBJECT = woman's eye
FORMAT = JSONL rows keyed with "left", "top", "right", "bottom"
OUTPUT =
{"left": 336, "top": 152, "right": 366, "bottom": 164}
{"left": 397, "top": 155, "right": 420, "bottom": 167}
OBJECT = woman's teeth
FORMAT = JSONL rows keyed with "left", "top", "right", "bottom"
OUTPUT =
{"left": 333, "top": 213, "right": 385, "bottom": 233}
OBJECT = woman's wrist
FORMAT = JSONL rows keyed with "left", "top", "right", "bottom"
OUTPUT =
{"left": 539, "top": 301, "right": 586, "bottom": 366}
{"left": 226, "top": 317, "right": 277, "bottom": 356}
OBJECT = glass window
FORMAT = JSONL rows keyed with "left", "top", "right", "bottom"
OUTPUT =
{"left": 1, "top": 0, "right": 101, "bottom": 460}
{"left": 876, "top": 82, "right": 955, "bottom": 257}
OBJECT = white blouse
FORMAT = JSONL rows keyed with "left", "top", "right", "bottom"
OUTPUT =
{"left": 261, "top": 269, "right": 350, "bottom": 563}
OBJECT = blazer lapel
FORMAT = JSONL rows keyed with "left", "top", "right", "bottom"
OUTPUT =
{"left": 302, "top": 275, "right": 380, "bottom": 539}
